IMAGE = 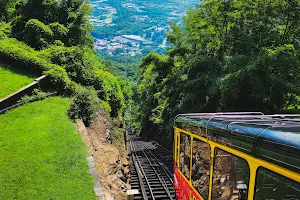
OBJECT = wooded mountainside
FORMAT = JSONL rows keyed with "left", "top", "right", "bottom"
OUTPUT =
{"left": 0, "top": 0, "right": 132, "bottom": 126}
{"left": 135, "top": 0, "right": 300, "bottom": 141}
{"left": 1, "top": 0, "right": 300, "bottom": 143}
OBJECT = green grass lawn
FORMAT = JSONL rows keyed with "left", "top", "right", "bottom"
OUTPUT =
{"left": 0, "top": 97, "right": 96, "bottom": 200}
{"left": 0, "top": 64, "right": 35, "bottom": 99}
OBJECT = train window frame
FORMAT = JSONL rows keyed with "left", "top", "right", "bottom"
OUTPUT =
{"left": 191, "top": 137, "right": 210, "bottom": 200}
{"left": 212, "top": 147, "right": 251, "bottom": 200}
{"left": 179, "top": 132, "right": 192, "bottom": 180}
{"left": 254, "top": 166, "right": 300, "bottom": 200}
{"left": 177, "top": 133, "right": 180, "bottom": 168}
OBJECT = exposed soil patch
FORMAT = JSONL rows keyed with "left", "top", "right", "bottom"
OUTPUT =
{"left": 76, "top": 109, "right": 130, "bottom": 200}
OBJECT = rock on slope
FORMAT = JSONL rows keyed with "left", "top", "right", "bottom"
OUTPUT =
{"left": 76, "top": 109, "right": 130, "bottom": 200}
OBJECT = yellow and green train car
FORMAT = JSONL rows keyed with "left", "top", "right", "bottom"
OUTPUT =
{"left": 173, "top": 112, "right": 300, "bottom": 200}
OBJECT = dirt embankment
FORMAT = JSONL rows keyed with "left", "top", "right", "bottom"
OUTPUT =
{"left": 76, "top": 109, "right": 130, "bottom": 200}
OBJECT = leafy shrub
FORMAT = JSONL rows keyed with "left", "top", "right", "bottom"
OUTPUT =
{"left": 94, "top": 69, "right": 125, "bottom": 118}
{"left": 0, "top": 38, "right": 127, "bottom": 125}
{"left": 42, "top": 45, "right": 126, "bottom": 118}
{"left": 53, "top": 40, "right": 64, "bottom": 46}
{"left": 99, "top": 100, "right": 112, "bottom": 114}
{"left": 0, "top": 38, "right": 46, "bottom": 74}
{"left": 0, "top": 22, "right": 11, "bottom": 38}
{"left": 0, "top": 0, "right": 125, "bottom": 126}
{"left": 10, "top": 16, "right": 26, "bottom": 39}
{"left": 19, "top": 89, "right": 53, "bottom": 103}
{"left": 0, "top": 38, "right": 105, "bottom": 124}
{"left": 24, "top": 19, "right": 53, "bottom": 49}
{"left": 68, "top": 87, "right": 100, "bottom": 125}
{"left": 43, "top": 64, "right": 71, "bottom": 92}
{"left": 49, "top": 22, "right": 68, "bottom": 41}
{"left": 0, "top": 30, "right": 6, "bottom": 39}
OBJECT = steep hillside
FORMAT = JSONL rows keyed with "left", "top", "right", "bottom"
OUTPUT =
{"left": 0, "top": 63, "right": 35, "bottom": 98}
{"left": 0, "top": 1, "right": 133, "bottom": 198}
{"left": 0, "top": 0, "right": 131, "bottom": 125}
{"left": 0, "top": 97, "right": 95, "bottom": 199}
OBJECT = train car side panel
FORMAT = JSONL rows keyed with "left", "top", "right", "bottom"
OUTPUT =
{"left": 174, "top": 168, "right": 203, "bottom": 200}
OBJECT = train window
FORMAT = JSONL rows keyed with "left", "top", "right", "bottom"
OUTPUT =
{"left": 254, "top": 167, "right": 300, "bottom": 200}
{"left": 192, "top": 138, "right": 210, "bottom": 199}
{"left": 212, "top": 148, "right": 250, "bottom": 200}
{"left": 180, "top": 133, "right": 191, "bottom": 180}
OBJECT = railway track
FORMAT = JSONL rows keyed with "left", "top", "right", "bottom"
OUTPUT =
{"left": 129, "top": 140, "right": 176, "bottom": 199}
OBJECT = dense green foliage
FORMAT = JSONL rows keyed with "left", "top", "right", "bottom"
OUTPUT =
{"left": 24, "top": 19, "right": 54, "bottom": 49}
{"left": 68, "top": 87, "right": 101, "bottom": 125}
{"left": 0, "top": 97, "right": 95, "bottom": 199}
{"left": 0, "top": 63, "right": 35, "bottom": 98}
{"left": 136, "top": 0, "right": 300, "bottom": 141}
{"left": 0, "top": 0, "right": 130, "bottom": 125}
{"left": 100, "top": 53, "right": 141, "bottom": 84}
{"left": 42, "top": 46, "right": 126, "bottom": 117}
{"left": 8, "top": 0, "right": 93, "bottom": 48}
{"left": 20, "top": 89, "right": 54, "bottom": 103}
{"left": 0, "top": 0, "right": 16, "bottom": 22}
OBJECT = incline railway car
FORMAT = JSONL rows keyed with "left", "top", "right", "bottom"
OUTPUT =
{"left": 173, "top": 112, "right": 300, "bottom": 200}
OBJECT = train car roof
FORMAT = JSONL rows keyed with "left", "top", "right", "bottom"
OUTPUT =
{"left": 174, "top": 112, "right": 300, "bottom": 173}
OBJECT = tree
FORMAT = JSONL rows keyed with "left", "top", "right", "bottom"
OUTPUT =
{"left": 49, "top": 22, "right": 69, "bottom": 43}
{"left": 11, "top": 0, "right": 93, "bottom": 47}
{"left": 0, "top": 0, "right": 16, "bottom": 22}
{"left": 22, "top": 0, "right": 60, "bottom": 23}
{"left": 24, "top": 19, "right": 53, "bottom": 49}
{"left": 136, "top": 0, "right": 300, "bottom": 141}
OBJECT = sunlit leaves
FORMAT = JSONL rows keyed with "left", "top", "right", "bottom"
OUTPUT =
{"left": 136, "top": 0, "right": 300, "bottom": 140}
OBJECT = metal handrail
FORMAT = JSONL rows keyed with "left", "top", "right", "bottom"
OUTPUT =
{"left": 174, "top": 112, "right": 263, "bottom": 126}
{"left": 176, "top": 113, "right": 300, "bottom": 129}
{"left": 177, "top": 112, "right": 264, "bottom": 117}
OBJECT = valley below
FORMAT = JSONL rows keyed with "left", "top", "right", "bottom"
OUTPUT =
{"left": 90, "top": 0, "right": 199, "bottom": 57}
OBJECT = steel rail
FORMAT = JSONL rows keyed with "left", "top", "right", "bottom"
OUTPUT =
{"left": 136, "top": 140, "right": 174, "bottom": 200}
{"left": 130, "top": 140, "right": 175, "bottom": 199}
{"left": 143, "top": 142, "right": 174, "bottom": 197}
{"left": 141, "top": 141, "right": 174, "bottom": 184}
{"left": 136, "top": 140, "right": 170, "bottom": 199}
{"left": 130, "top": 141, "right": 148, "bottom": 200}
{"left": 131, "top": 141, "right": 155, "bottom": 199}
{"left": 152, "top": 141, "right": 172, "bottom": 155}
{"left": 152, "top": 142, "right": 174, "bottom": 172}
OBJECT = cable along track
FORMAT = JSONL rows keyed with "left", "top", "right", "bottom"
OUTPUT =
{"left": 130, "top": 140, "right": 176, "bottom": 200}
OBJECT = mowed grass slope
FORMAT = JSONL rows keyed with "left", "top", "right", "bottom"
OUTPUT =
{"left": 0, "top": 97, "right": 96, "bottom": 200}
{"left": 0, "top": 64, "right": 35, "bottom": 99}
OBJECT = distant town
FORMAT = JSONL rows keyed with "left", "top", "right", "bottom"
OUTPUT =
{"left": 90, "top": 0, "right": 198, "bottom": 56}
{"left": 95, "top": 35, "right": 152, "bottom": 56}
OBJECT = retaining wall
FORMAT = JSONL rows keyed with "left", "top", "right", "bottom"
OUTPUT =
{"left": 0, "top": 75, "right": 50, "bottom": 110}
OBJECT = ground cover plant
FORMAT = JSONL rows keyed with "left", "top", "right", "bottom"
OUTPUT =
{"left": 0, "top": 97, "right": 96, "bottom": 200}
{"left": 0, "top": 63, "right": 35, "bottom": 99}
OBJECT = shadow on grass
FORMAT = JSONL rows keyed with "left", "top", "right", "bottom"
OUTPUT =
{"left": 0, "top": 60, "right": 37, "bottom": 79}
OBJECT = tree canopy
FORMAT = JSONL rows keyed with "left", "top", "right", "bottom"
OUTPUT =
{"left": 0, "top": 0, "right": 131, "bottom": 125}
{"left": 136, "top": 0, "right": 300, "bottom": 141}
